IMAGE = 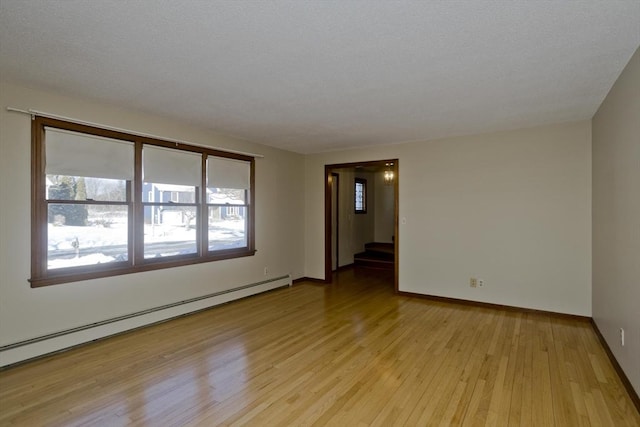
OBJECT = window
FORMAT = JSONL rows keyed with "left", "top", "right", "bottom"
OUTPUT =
{"left": 206, "top": 156, "right": 250, "bottom": 252}
{"left": 31, "top": 117, "right": 255, "bottom": 287}
{"left": 142, "top": 145, "right": 200, "bottom": 260}
{"left": 355, "top": 178, "right": 367, "bottom": 214}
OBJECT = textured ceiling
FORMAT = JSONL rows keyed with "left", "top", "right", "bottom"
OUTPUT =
{"left": 1, "top": 1, "right": 638, "bottom": 154}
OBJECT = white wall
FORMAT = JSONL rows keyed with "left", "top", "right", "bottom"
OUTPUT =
{"left": 0, "top": 81, "right": 305, "bottom": 365}
{"left": 334, "top": 168, "right": 355, "bottom": 267}
{"left": 305, "top": 121, "right": 592, "bottom": 315}
{"left": 592, "top": 48, "right": 640, "bottom": 395}
{"left": 374, "top": 170, "right": 395, "bottom": 243}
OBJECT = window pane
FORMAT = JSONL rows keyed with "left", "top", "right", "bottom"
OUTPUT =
{"left": 48, "top": 205, "right": 128, "bottom": 269}
{"left": 208, "top": 206, "right": 247, "bottom": 251}
{"left": 207, "top": 188, "right": 246, "bottom": 205}
{"left": 143, "top": 183, "right": 196, "bottom": 203}
{"left": 355, "top": 182, "right": 365, "bottom": 211}
{"left": 46, "top": 175, "right": 126, "bottom": 201}
{"left": 144, "top": 206, "right": 197, "bottom": 258}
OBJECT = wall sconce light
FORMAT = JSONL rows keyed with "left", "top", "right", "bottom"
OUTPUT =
{"left": 384, "top": 162, "right": 394, "bottom": 185}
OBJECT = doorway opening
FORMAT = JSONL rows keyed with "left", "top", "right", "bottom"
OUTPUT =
{"left": 324, "top": 160, "right": 399, "bottom": 291}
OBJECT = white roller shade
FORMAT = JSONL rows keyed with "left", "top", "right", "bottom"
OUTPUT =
{"left": 143, "top": 145, "right": 202, "bottom": 186}
{"left": 45, "top": 127, "right": 134, "bottom": 180}
{"left": 207, "top": 156, "right": 250, "bottom": 189}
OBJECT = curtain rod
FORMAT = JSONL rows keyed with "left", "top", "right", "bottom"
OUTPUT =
{"left": 6, "top": 107, "right": 265, "bottom": 159}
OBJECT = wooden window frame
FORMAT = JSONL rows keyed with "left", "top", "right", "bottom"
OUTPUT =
{"left": 354, "top": 177, "right": 367, "bottom": 214}
{"left": 30, "top": 117, "right": 256, "bottom": 287}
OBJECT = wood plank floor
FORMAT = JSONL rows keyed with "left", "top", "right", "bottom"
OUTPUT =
{"left": 0, "top": 268, "right": 638, "bottom": 426}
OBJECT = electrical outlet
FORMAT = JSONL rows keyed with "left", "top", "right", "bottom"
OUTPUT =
{"left": 264, "top": 267, "right": 268, "bottom": 276}
{"left": 470, "top": 278, "right": 477, "bottom": 288}
{"left": 620, "top": 328, "right": 625, "bottom": 346}
{"left": 478, "top": 279, "right": 484, "bottom": 287}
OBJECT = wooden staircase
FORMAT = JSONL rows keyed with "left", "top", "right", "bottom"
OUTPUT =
{"left": 354, "top": 242, "right": 395, "bottom": 270}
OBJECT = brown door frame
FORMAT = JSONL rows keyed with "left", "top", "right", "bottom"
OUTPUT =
{"left": 324, "top": 159, "right": 399, "bottom": 291}
{"left": 331, "top": 172, "right": 339, "bottom": 271}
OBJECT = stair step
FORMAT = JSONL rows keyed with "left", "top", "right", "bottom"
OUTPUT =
{"left": 354, "top": 251, "right": 394, "bottom": 262}
{"left": 354, "top": 242, "right": 395, "bottom": 270}
{"left": 364, "top": 242, "right": 394, "bottom": 256}
{"left": 354, "top": 258, "right": 394, "bottom": 270}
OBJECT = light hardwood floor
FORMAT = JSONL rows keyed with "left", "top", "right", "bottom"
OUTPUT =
{"left": 0, "top": 268, "right": 638, "bottom": 426}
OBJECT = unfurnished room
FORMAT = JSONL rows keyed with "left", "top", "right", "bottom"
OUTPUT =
{"left": 0, "top": 1, "right": 639, "bottom": 425}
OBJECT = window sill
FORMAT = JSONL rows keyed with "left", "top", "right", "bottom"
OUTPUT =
{"left": 29, "top": 249, "right": 257, "bottom": 288}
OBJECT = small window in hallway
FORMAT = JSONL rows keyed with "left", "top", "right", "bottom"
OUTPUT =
{"left": 355, "top": 178, "right": 367, "bottom": 214}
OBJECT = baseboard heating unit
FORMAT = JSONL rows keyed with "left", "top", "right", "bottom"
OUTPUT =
{"left": 0, "top": 275, "right": 291, "bottom": 368}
